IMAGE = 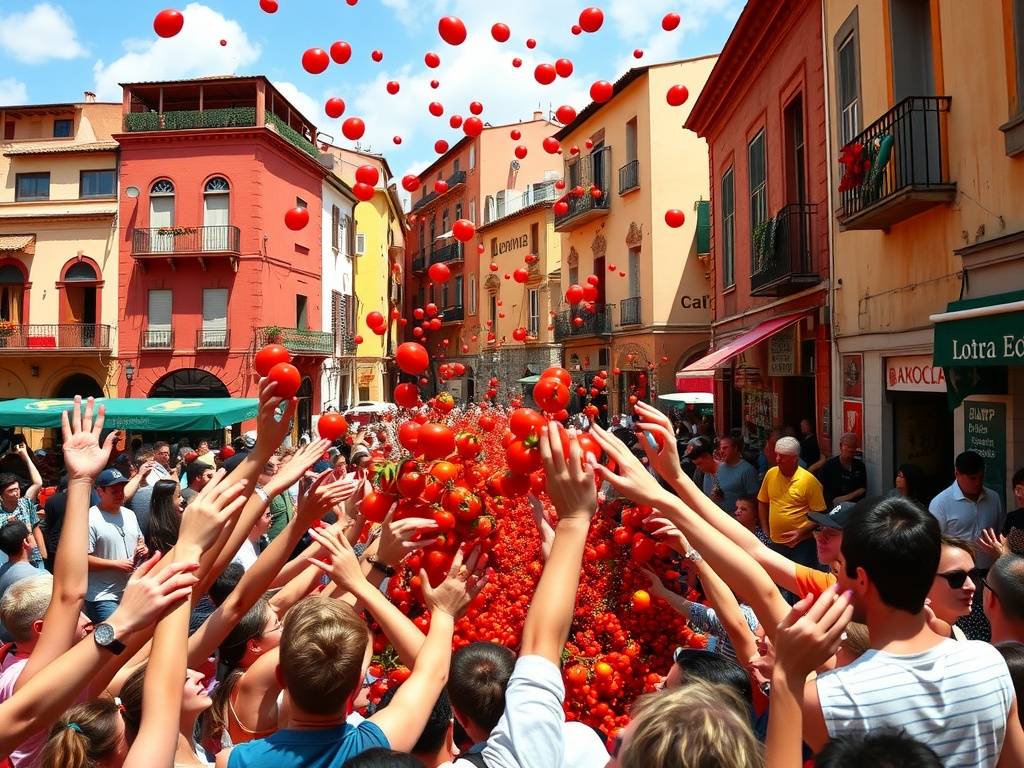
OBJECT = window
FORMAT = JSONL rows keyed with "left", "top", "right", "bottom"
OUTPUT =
{"left": 201, "top": 289, "right": 228, "bottom": 347}
{"left": 469, "top": 144, "right": 476, "bottom": 169}
{"left": 80, "top": 169, "right": 116, "bottom": 198}
{"left": 468, "top": 274, "right": 477, "bottom": 315}
{"left": 332, "top": 205, "right": 340, "bottom": 250}
{"left": 345, "top": 215, "right": 356, "bottom": 255}
{"left": 748, "top": 130, "right": 767, "bottom": 265}
{"left": 65, "top": 262, "right": 97, "bottom": 281}
{"left": 203, "top": 177, "right": 230, "bottom": 250}
{"left": 359, "top": 385, "right": 371, "bottom": 401}
{"left": 296, "top": 295, "right": 309, "bottom": 330}
{"left": 627, "top": 248, "right": 640, "bottom": 298}
{"left": 0, "top": 265, "right": 25, "bottom": 323}
{"left": 625, "top": 117, "right": 638, "bottom": 163}
{"left": 3, "top": 122, "right": 13, "bottom": 141}
{"left": 488, "top": 294, "right": 497, "bottom": 332}
{"left": 469, "top": 199, "right": 476, "bottom": 223}
{"left": 455, "top": 202, "right": 463, "bottom": 222}
{"left": 296, "top": 196, "right": 307, "bottom": 209}
{"left": 418, "top": 224, "right": 426, "bottom": 257}
{"left": 720, "top": 191, "right": 737, "bottom": 290}
{"left": 568, "top": 264, "right": 579, "bottom": 288}
{"left": 147, "top": 289, "right": 172, "bottom": 347}
{"left": 15, "top": 172, "right": 49, "bottom": 201}
{"left": 490, "top": 237, "right": 497, "bottom": 257}
{"left": 331, "top": 290, "right": 344, "bottom": 341}
{"left": 150, "top": 179, "right": 175, "bottom": 251}
{"left": 441, "top": 281, "right": 449, "bottom": 309}
{"left": 442, "top": 208, "right": 450, "bottom": 235}
{"left": 453, "top": 158, "right": 461, "bottom": 173}
{"left": 528, "top": 289, "right": 540, "bottom": 337}
{"left": 784, "top": 95, "right": 807, "bottom": 204}
{"left": 53, "top": 119, "right": 73, "bottom": 138}
{"left": 416, "top": 286, "right": 425, "bottom": 310}
{"left": 530, "top": 222, "right": 539, "bottom": 254}
{"left": 835, "top": 9, "right": 862, "bottom": 145}
{"left": 455, "top": 274, "right": 464, "bottom": 307}
{"left": 1013, "top": 0, "right": 1024, "bottom": 115}
{"left": 355, "top": 233, "right": 366, "bottom": 255}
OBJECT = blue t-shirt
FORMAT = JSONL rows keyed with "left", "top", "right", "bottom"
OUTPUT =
{"left": 227, "top": 721, "right": 389, "bottom": 768}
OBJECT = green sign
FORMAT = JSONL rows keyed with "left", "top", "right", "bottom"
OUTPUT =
{"left": 963, "top": 399, "right": 1007, "bottom": 510}
{"left": 933, "top": 290, "right": 1024, "bottom": 367}
{"left": 0, "top": 398, "right": 258, "bottom": 431}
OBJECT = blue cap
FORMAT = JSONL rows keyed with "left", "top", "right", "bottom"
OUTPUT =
{"left": 96, "top": 468, "right": 129, "bottom": 488}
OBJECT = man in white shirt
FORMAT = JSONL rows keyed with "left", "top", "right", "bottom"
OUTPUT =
{"left": 144, "top": 441, "right": 173, "bottom": 486}
{"left": 231, "top": 506, "right": 271, "bottom": 571}
{"left": 85, "top": 469, "right": 145, "bottom": 623}
{"left": 930, "top": 451, "right": 1005, "bottom": 569}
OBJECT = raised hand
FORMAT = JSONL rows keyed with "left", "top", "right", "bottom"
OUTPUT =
{"left": 528, "top": 493, "right": 555, "bottom": 561}
{"left": 633, "top": 401, "right": 684, "bottom": 482}
{"left": 639, "top": 567, "right": 673, "bottom": 600}
{"left": 376, "top": 508, "right": 439, "bottom": 567}
{"left": 589, "top": 423, "right": 675, "bottom": 510}
{"left": 297, "top": 471, "right": 359, "bottom": 523}
{"left": 307, "top": 525, "right": 367, "bottom": 593}
{"left": 537, "top": 423, "right": 596, "bottom": 522}
{"left": 177, "top": 468, "right": 248, "bottom": 553}
{"left": 977, "top": 528, "right": 1009, "bottom": 560}
{"left": 107, "top": 552, "right": 199, "bottom": 636}
{"left": 422, "top": 545, "right": 489, "bottom": 619}
{"left": 252, "top": 377, "right": 298, "bottom": 459}
{"left": 265, "top": 438, "right": 331, "bottom": 496}
{"left": 644, "top": 513, "right": 690, "bottom": 554}
{"left": 60, "top": 396, "right": 118, "bottom": 481}
{"left": 774, "top": 586, "right": 853, "bottom": 681}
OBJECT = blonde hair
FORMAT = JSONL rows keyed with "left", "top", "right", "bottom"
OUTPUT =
{"left": 0, "top": 574, "right": 52, "bottom": 642}
{"left": 280, "top": 595, "right": 369, "bottom": 716}
{"left": 619, "top": 679, "right": 764, "bottom": 768}
{"left": 40, "top": 698, "right": 123, "bottom": 768}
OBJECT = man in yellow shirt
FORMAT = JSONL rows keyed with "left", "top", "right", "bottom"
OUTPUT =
{"left": 757, "top": 435, "right": 827, "bottom": 570}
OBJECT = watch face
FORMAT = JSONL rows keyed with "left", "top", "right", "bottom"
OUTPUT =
{"left": 94, "top": 622, "right": 115, "bottom": 646}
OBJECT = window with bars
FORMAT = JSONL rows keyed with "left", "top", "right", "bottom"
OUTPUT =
{"left": 748, "top": 130, "right": 767, "bottom": 267}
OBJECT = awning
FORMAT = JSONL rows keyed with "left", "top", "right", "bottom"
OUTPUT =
{"left": 0, "top": 235, "right": 35, "bottom": 252}
{"left": 435, "top": 230, "right": 453, "bottom": 241}
{"left": 677, "top": 312, "right": 810, "bottom": 377}
{"left": 675, "top": 375, "right": 715, "bottom": 394}
{"left": 517, "top": 374, "right": 541, "bottom": 384}
{"left": 932, "top": 289, "right": 1024, "bottom": 367}
{"left": 0, "top": 398, "right": 258, "bottom": 431}
{"left": 659, "top": 392, "right": 713, "bottom": 405}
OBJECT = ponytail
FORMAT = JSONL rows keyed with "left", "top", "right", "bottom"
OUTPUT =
{"left": 41, "top": 699, "right": 122, "bottom": 768}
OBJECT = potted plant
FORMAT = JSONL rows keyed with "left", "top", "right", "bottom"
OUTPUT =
{"left": 263, "top": 325, "right": 283, "bottom": 344}
{"left": 752, "top": 216, "right": 779, "bottom": 272}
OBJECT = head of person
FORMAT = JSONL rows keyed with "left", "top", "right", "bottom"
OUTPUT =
{"left": 839, "top": 497, "right": 941, "bottom": 622}
{"left": 838, "top": 432, "right": 858, "bottom": 462}
{"left": 40, "top": 698, "right": 129, "bottom": 768}
{"left": 926, "top": 536, "right": 977, "bottom": 625}
{"left": 684, "top": 437, "right": 717, "bottom": 475}
{"left": 1013, "top": 467, "right": 1024, "bottom": 510}
{"left": 257, "top": 456, "right": 279, "bottom": 486}
{"left": 250, "top": 505, "right": 272, "bottom": 541}
{"left": 807, "top": 501, "right": 854, "bottom": 566}
{"left": 376, "top": 688, "right": 453, "bottom": 766}
{"left": 95, "top": 468, "right": 129, "bottom": 511}
{"left": 954, "top": 450, "right": 986, "bottom": 498}
{"left": 342, "top": 750, "right": 425, "bottom": 768}
{"left": 447, "top": 641, "right": 516, "bottom": 741}
{"left": 350, "top": 444, "right": 372, "bottom": 470}
{"left": 186, "top": 460, "right": 214, "bottom": 492}
{"left": 0, "top": 574, "right": 54, "bottom": 647}
{"left": 277, "top": 594, "right": 371, "bottom": 718}
{"left": 119, "top": 662, "right": 211, "bottom": 736}
{"left": 764, "top": 429, "right": 784, "bottom": 467}
{"left": 774, "top": 436, "right": 801, "bottom": 475}
{"left": 197, "top": 439, "right": 210, "bottom": 455}
{"left": 800, "top": 418, "right": 813, "bottom": 437}
{"left": 718, "top": 434, "right": 742, "bottom": 464}
{"left": 153, "top": 441, "right": 171, "bottom": 468}
{"left": 733, "top": 496, "right": 759, "bottom": 530}
{"left": 894, "top": 463, "right": 927, "bottom": 505}
{"left": 145, "top": 479, "right": 182, "bottom": 555}
{"left": 813, "top": 730, "right": 941, "bottom": 768}
{"left": 0, "top": 519, "right": 32, "bottom": 561}
{"left": 0, "top": 472, "right": 21, "bottom": 508}
{"left": 661, "top": 648, "right": 752, "bottom": 708}
{"left": 113, "top": 453, "right": 134, "bottom": 478}
{"left": 332, "top": 452, "right": 349, "bottom": 473}
{"left": 984, "top": 553, "right": 1024, "bottom": 643}
{"left": 996, "top": 642, "right": 1024, "bottom": 728}
{"left": 209, "top": 561, "right": 244, "bottom": 607}
{"left": 835, "top": 621, "right": 871, "bottom": 668}
{"left": 612, "top": 679, "right": 762, "bottom": 768}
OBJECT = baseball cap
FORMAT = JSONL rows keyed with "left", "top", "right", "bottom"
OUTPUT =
{"left": 807, "top": 500, "right": 857, "bottom": 531}
{"left": 96, "top": 468, "right": 129, "bottom": 488}
{"left": 684, "top": 437, "right": 714, "bottom": 459}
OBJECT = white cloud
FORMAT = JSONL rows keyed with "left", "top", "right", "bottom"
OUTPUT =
{"left": 91, "top": 3, "right": 261, "bottom": 100}
{"left": 0, "top": 3, "right": 86, "bottom": 64}
{"left": 0, "top": 78, "right": 28, "bottom": 105}
{"left": 272, "top": 81, "right": 321, "bottom": 126}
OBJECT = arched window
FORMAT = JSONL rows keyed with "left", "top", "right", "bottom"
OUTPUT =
{"left": 150, "top": 179, "right": 175, "bottom": 252}
{"left": 203, "top": 176, "right": 230, "bottom": 250}
{"left": 0, "top": 264, "right": 25, "bottom": 323}
{"left": 64, "top": 261, "right": 98, "bottom": 281}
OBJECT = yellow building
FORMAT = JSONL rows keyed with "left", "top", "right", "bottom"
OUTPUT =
{"left": 323, "top": 146, "right": 406, "bottom": 402}
{"left": 825, "top": 0, "right": 1024, "bottom": 500}
{"left": 552, "top": 57, "right": 717, "bottom": 413}
{"left": 0, "top": 95, "right": 121, "bottom": 408}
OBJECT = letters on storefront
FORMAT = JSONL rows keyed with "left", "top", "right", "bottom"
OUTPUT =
{"left": 885, "top": 355, "right": 947, "bottom": 393}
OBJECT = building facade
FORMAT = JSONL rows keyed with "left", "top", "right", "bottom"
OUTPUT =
{"left": 320, "top": 172, "right": 358, "bottom": 412}
{"left": 824, "top": 0, "right": 1024, "bottom": 501}
{"left": 115, "top": 76, "right": 330, "bottom": 437}
{"left": 553, "top": 58, "right": 717, "bottom": 415}
{"left": 684, "top": 0, "right": 832, "bottom": 455}
{"left": 0, "top": 95, "right": 121, "bottom": 412}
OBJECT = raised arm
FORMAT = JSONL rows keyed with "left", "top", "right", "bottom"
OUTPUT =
{"left": 15, "top": 441, "right": 43, "bottom": 501}
{"left": 123, "top": 461, "right": 154, "bottom": 502}
{"left": 17, "top": 397, "right": 115, "bottom": 693}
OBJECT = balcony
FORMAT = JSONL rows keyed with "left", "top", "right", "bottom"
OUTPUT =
{"left": 483, "top": 182, "right": 558, "bottom": 224}
{"left": 553, "top": 305, "right": 614, "bottom": 341}
{"left": 0, "top": 324, "right": 111, "bottom": 354}
{"left": 620, "top": 296, "right": 642, "bottom": 326}
{"left": 143, "top": 329, "right": 173, "bottom": 349}
{"left": 123, "top": 106, "right": 257, "bottom": 133}
{"left": 618, "top": 160, "right": 640, "bottom": 195}
{"left": 131, "top": 225, "right": 241, "bottom": 268}
{"left": 412, "top": 253, "right": 427, "bottom": 273}
{"left": 751, "top": 203, "right": 822, "bottom": 297}
{"left": 837, "top": 96, "right": 955, "bottom": 230}
{"left": 256, "top": 326, "right": 334, "bottom": 357}
{"left": 338, "top": 334, "right": 358, "bottom": 356}
{"left": 430, "top": 241, "right": 464, "bottom": 265}
{"left": 196, "top": 328, "right": 229, "bottom": 349}
{"left": 441, "top": 305, "right": 465, "bottom": 323}
{"left": 411, "top": 169, "right": 468, "bottom": 212}
{"left": 555, "top": 146, "right": 612, "bottom": 231}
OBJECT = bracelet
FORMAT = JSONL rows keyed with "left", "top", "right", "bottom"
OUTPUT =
{"left": 254, "top": 487, "right": 269, "bottom": 502}
{"left": 366, "top": 556, "right": 396, "bottom": 578}
{"left": 683, "top": 548, "right": 703, "bottom": 564}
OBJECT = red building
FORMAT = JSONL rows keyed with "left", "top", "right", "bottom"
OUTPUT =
{"left": 114, "top": 76, "right": 330, "bottom": 433}
{"left": 683, "top": 0, "right": 832, "bottom": 452}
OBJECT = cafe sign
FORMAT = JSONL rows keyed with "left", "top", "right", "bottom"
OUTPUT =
{"left": 886, "top": 355, "right": 946, "bottom": 393}
{"left": 932, "top": 290, "right": 1024, "bottom": 367}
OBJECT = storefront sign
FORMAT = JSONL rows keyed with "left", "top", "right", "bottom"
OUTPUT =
{"left": 933, "top": 290, "right": 1024, "bottom": 367}
{"left": 492, "top": 232, "right": 529, "bottom": 256}
{"left": 841, "top": 354, "right": 863, "bottom": 399}
{"left": 963, "top": 399, "right": 1008, "bottom": 508}
{"left": 769, "top": 327, "right": 797, "bottom": 376}
{"left": 680, "top": 295, "right": 710, "bottom": 310}
{"left": 886, "top": 355, "right": 947, "bottom": 392}
{"left": 742, "top": 390, "right": 776, "bottom": 431}
{"left": 841, "top": 400, "right": 863, "bottom": 451}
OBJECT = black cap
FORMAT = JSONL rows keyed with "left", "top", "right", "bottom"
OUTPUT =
{"left": 807, "top": 501, "right": 857, "bottom": 530}
{"left": 684, "top": 437, "right": 714, "bottom": 459}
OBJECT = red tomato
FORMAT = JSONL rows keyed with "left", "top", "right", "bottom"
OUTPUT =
{"left": 455, "top": 432, "right": 481, "bottom": 459}
{"left": 430, "top": 459, "right": 459, "bottom": 483}
{"left": 396, "top": 470, "right": 426, "bottom": 499}
{"left": 532, "top": 377, "right": 570, "bottom": 413}
{"left": 500, "top": 472, "right": 531, "bottom": 498}
{"left": 395, "top": 342, "right": 430, "bottom": 375}
{"left": 433, "top": 509, "right": 456, "bottom": 531}
{"left": 317, "top": 413, "right": 348, "bottom": 441}
{"left": 576, "top": 433, "right": 602, "bottom": 462}
{"left": 529, "top": 470, "right": 547, "bottom": 496}
{"left": 631, "top": 590, "right": 651, "bottom": 611}
{"left": 418, "top": 423, "right": 455, "bottom": 460}
{"left": 478, "top": 414, "right": 496, "bottom": 432}
{"left": 360, "top": 491, "right": 395, "bottom": 523}
{"left": 507, "top": 438, "right": 542, "bottom": 475}
{"left": 254, "top": 344, "right": 290, "bottom": 376}
{"left": 509, "top": 407, "right": 545, "bottom": 439}
{"left": 393, "top": 382, "right": 420, "bottom": 409}
{"left": 631, "top": 537, "right": 655, "bottom": 563}
{"left": 471, "top": 514, "right": 495, "bottom": 537}
{"left": 398, "top": 421, "right": 421, "bottom": 452}
{"left": 266, "top": 362, "right": 301, "bottom": 398}
{"left": 540, "top": 366, "right": 572, "bottom": 386}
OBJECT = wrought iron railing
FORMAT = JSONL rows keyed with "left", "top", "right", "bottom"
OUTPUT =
{"left": 256, "top": 327, "right": 334, "bottom": 356}
{"left": 196, "top": 328, "right": 229, "bottom": 349}
{"left": 0, "top": 324, "right": 111, "bottom": 351}
{"left": 441, "top": 305, "right": 465, "bottom": 323}
{"left": 131, "top": 225, "right": 241, "bottom": 256}
{"left": 411, "top": 170, "right": 468, "bottom": 211}
{"left": 620, "top": 296, "right": 642, "bottom": 326}
{"left": 430, "top": 241, "right": 464, "bottom": 264}
{"left": 143, "top": 329, "right": 173, "bottom": 349}
{"left": 338, "top": 333, "right": 358, "bottom": 356}
{"left": 618, "top": 159, "right": 640, "bottom": 194}
{"left": 751, "top": 203, "right": 819, "bottom": 295}
{"left": 555, "top": 146, "right": 612, "bottom": 228}
{"left": 483, "top": 182, "right": 558, "bottom": 223}
{"left": 838, "top": 95, "right": 952, "bottom": 221}
{"left": 553, "top": 305, "right": 614, "bottom": 341}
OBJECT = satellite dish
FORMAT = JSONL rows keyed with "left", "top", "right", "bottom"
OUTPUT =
{"left": 125, "top": 186, "right": 140, "bottom": 199}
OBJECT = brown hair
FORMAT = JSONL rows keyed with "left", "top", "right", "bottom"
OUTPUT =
{"left": 40, "top": 699, "right": 123, "bottom": 768}
{"left": 941, "top": 535, "right": 977, "bottom": 562}
{"left": 279, "top": 595, "right": 369, "bottom": 716}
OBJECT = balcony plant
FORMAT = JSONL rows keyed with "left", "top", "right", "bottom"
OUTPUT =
{"left": 838, "top": 134, "right": 894, "bottom": 203}
{"left": 0, "top": 320, "right": 16, "bottom": 339}
{"left": 752, "top": 215, "right": 780, "bottom": 272}
{"left": 263, "top": 325, "right": 283, "bottom": 343}
{"left": 156, "top": 226, "right": 197, "bottom": 236}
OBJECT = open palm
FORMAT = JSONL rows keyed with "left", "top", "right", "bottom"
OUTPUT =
{"left": 61, "top": 396, "right": 116, "bottom": 480}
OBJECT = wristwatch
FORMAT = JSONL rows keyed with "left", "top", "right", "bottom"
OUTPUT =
{"left": 366, "top": 556, "right": 396, "bottom": 578}
{"left": 93, "top": 622, "right": 126, "bottom": 655}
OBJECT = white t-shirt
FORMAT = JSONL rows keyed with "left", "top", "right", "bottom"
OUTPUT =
{"left": 86, "top": 505, "right": 143, "bottom": 601}
{"left": 231, "top": 539, "right": 259, "bottom": 571}
{"left": 816, "top": 638, "right": 1013, "bottom": 767}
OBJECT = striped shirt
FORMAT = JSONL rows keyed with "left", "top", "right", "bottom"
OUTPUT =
{"left": 816, "top": 638, "right": 1013, "bottom": 767}
{"left": 687, "top": 603, "right": 760, "bottom": 662}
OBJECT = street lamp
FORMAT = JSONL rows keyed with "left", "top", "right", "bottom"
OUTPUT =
{"left": 125, "top": 364, "right": 135, "bottom": 382}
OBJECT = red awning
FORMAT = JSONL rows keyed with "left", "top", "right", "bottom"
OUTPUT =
{"left": 675, "top": 375, "right": 715, "bottom": 393}
{"left": 677, "top": 312, "right": 811, "bottom": 377}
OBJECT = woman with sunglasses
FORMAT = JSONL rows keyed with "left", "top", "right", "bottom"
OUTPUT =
{"left": 926, "top": 536, "right": 977, "bottom": 640}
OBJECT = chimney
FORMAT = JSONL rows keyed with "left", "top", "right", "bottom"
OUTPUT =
{"left": 533, "top": 110, "right": 543, "bottom": 121}
{"left": 84, "top": 91, "right": 96, "bottom": 103}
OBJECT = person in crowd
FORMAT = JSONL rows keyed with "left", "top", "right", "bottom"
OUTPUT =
{"left": 189, "top": 560, "right": 244, "bottom": 635}
{"left": 1002, "top": 467, "right": 1024, "bottom": 553}
{"left": 182, "top": 460, "right": 215, "bottom": 506}
{"left": 0, "top": 521, "right": 42, "bottom": 600}
{"left": 983, "top": 552, "right": 1024, "bottom": 644}
{"left": 812, "top": 732, "right": 942, "bottom": 767}
{"left": 888, "top": 463, "right": 929, "bottom": 508}
{"left": 926, "top": 536, "right": 977, "bottom": 640}
{"left": 799, "top": 418, "right": 827, "bottom": 473}
{"left": 195, "top": 439, "right": 217, "bottom": 468}
{"left": 374, "top": 689, "right": 455, "bottom": 768}
{"left": 734, "top": 494, "right": 772, "bottom": 547}
{"left": 930, "top": 450, "right": 1004, "bottom": 640}
{"left": 85, "top": 468, "right": 146, "bottom": 623}
{"left": 718, "top": 434, "right": 759, "bottom": 511}
{"left": 124, "top": 453, "right": 159, "bottom": 534}
{"left": 146, "top": 441, "right": 173, "bottom": 486}
{"left": 40, "top": 475, "right": 70, "bottom": 573}
{"left": 757, "top": 435, "right": 827, "bottom": 570}
{"left": 817, "top": 433, "right": 867, "bottom": 508}
{"left": 230, "top": 505, "right": 271, "bottom": 571}
{"left": 997, "top": 642, "right": 1024, "bottom": 728}
{"left": 0, "top": 453, "right": 45, "bottom": 569}
{"left": 261, "top": 456, "right": 295, "bottom": 542}
{"left": 145, "top": 478, "right": 184, "bottom": 555}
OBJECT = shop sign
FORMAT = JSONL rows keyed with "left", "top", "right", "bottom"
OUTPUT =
{"left": 841, "top": 354, "right": 863, "bottom": 399}
{"left": 492, "top": 232, "right": 529, "bottom": 256}
{"left": 769, "top": 327, "right": 797, "bottom": 376}
{"left": 886, "top": 356, "right": 946, "bottom": 393}
{"left": 963, "top": 399, "right": 1008, "bottom": 509}
{"left": 742, "top": 390, "right": 777, "bottom": 431}
{"left": 932, "top": 290, "right": 1024, "bottom": 367}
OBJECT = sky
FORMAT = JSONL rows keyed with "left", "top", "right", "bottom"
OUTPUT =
{"left": 0, "top": 0, "right": 742, "bottom": 182}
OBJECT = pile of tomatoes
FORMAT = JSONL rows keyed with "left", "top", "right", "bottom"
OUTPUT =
{"left": 358, "top": 396, "right": 712, "bottom": 737}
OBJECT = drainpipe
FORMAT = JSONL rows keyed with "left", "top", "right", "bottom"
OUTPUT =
{"left": 821, "top": 0, "right": 840, "bottom": 453}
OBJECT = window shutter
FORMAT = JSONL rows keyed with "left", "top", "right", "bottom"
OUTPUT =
{"left": 345, "top": 215, "right": 356, "bottom": 255}
{"left": 202, "top": 289, "right": 228, "bottom": 329}
{"left": 332, "top": 205, "right": 340, "bottom": 249}
{"left": 356, "top": 233, "right": 366, "bottom": 255}
{"left": 695, "top": 200, "right": 711, "bottom": 255}
{"left": 148, "top": 290, "right": 172, "bottom": 330}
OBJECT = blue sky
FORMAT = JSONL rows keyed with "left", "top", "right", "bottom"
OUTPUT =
{"left": 0, "top": 0, "right": 742, "bottom": 179}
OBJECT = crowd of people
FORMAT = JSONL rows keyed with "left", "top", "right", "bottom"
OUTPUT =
{"left": 0, "top": 383, "right": 1023, "bottom": 767}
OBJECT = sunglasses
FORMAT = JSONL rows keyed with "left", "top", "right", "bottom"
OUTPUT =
{"left": 978, "top": 575, "right": 1001, "bottom": 602}
{"left": 936, "top": 569, "right": 976, "bottom": 589}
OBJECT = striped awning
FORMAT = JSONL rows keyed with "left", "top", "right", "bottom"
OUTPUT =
{"left": 0, "top": 235, "right": 35, "bottom": 253}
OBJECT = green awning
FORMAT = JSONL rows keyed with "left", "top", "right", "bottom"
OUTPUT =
{"left": 517, "top": 375, "right": 542, "bottom": 384}
{"left": 0, "top": 398, "right": 258, "bottom": 431}
{"left": 932, "top": 289, "right": 1024, "bottom": 367}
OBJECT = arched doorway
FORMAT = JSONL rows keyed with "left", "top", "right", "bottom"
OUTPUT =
{"left": 149, "top": 368, "right": 229, "bottom": 398}
{"left": 296, "top": 376, "right": 313, "bottom": 439}
{"left": 59, "top": 259, "right": 101, "bottom": 347}
{"left": 54, "top": 373, "right": 104, "bottom": 400}
{"left": 0, "top": 262, "right": 26, "bottom": 324}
